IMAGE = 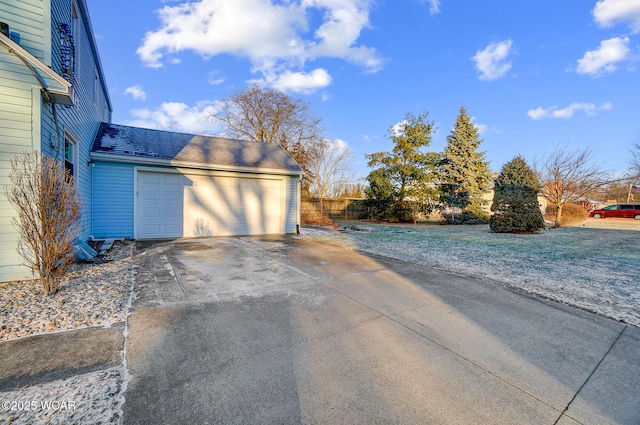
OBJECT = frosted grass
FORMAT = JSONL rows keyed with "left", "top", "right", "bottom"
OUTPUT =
{"left": 300, "top": 224, "right": 640, "bottom": 327}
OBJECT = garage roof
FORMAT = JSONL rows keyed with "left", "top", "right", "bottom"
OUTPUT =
{"left": 91, "top": 123, "right": 302, "bottom": 174}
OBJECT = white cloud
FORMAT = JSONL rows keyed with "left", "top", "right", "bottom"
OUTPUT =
{"left": 124, "top": 85, "right": 147, "bottom": 101}
{"left": 527, "top": 102, "right": 613, "bottom": 120}
{"left": 576, "top": 37, "right": 630, "bottom": 76}
{"left": 330, "top": 138, "right": 353, "bottom": 157}
{"left": 420, "top": 0, "right": 440, "bottom": 15}
{"left": 208, "top": 71, "right": 225, "bottom": 86}
{"left": 136, "top": 0, "right": 383, "bottom": 93}
{"left": 593, "top": 0, "right": 640, "bottom": 33}
{"left": 390, "top": 120, "right": 408, "bottom": 137}
{"left": 472, "top": 39, "right": 513, "bottom": 81}
{"left": 126, "top": 100, "right": 225, "bottom": 134}
{"left": 470, "top": 116, "right": 491, "bottom": 135}
{"left": 266, "top": 68, "right": 332, "bottom": 93}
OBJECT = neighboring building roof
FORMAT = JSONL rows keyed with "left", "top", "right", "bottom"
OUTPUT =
{"left": 91, "top": 123, "right": 302, "bottom": 175}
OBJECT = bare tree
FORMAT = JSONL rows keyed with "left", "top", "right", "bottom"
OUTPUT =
{"left": 332, "top": 182, "right": 365, "bottom": 199}
{"left": 305, "top": 138, "right": 354, "bottom": 217}
{"left": 215, "top": 85, "right": 323, "bottom": 170}
{"left": 630, "top": 138, "right": 640, "bottom": 178}
{"left": 538, "top": 145, "right": 608, "bottom": 226}
{"left": 4, "top": 152, "right": 82, "bottom": 294}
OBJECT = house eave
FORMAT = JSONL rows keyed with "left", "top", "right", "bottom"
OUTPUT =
{"left": 89, "top": 152, "right": 303, "bottom": 177}
{"left": 0, "top": 32, "right": 75, "bottom": 106}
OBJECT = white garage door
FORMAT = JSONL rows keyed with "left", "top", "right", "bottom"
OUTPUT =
{"left": 136, "top": 170, "right": 284, "bottom": 239}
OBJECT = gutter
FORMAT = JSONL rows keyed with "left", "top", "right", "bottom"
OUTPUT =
{"left": 89, "top": 152, "right": 303, "bottom": 177}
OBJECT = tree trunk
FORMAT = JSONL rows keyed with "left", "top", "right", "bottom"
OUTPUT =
{"left": 555, "top": 203, "right": 564, "bottom": 227}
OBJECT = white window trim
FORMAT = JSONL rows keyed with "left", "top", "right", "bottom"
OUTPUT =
{"left": 64, "top": 130, "right": 79, "bottom": 186}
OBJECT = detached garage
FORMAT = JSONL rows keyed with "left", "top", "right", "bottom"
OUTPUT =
{"left": 90, "top": 123, "right": 301, "bottom": 240}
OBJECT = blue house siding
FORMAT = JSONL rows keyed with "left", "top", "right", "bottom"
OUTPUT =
{"left": 43, "top": 0, "right": 112, "bottom": 239}
{"left": 91, "top": 160, "right": 301, "bottom": 240}
{"left": 92, "top": 161, "right": 135, "bottom": 239}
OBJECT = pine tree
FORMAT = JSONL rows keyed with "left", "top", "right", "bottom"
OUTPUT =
{"left": 490, "top": 156, "right": 545, "bottom": 233}
{"left": 365, "top": 112, "right": 440, "bottom": 222}
{"left": 440, "top": 107, "right": 491, "bottom": 217}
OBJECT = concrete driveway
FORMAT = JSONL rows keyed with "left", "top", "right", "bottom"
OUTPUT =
{"left": 123, "top": 235, "right": 639, "bottom": 425}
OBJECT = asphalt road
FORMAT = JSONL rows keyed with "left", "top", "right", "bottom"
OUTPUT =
{"left": 122, "top": 236, "right": 640, "bottom": 425}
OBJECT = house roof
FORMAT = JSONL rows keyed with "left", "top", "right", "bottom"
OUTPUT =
{"left": 91, "top": 123, "right": 302, "bottom": 175}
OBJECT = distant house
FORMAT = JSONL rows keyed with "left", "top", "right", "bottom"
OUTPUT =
{"left": 0, "top": 1, "right": 301, "bottom": 282}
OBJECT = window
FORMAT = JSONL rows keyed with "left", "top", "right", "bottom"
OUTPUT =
{"left": 59, "top": 2, "right": 80, "bottom": 84}
{"left": 64, "top": 133, "right": 78, "bottom": 181}
{"left": 603, "top": 205, "right": 618, "bottom": 210}
{"left": 620, "top": 205, "right": 634, "bottom": 210}
{"left": 93, "top": 68, "right": 99, "bottom": 109}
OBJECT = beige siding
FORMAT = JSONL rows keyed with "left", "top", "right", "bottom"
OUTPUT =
{"left": 0, "top": 0, "right": 46, "bottom": 61}
{"left": 0, "top": 0, "right": 47, "bottom": 280}
{"left": 0, "top": 7, "right": 42, "bottom": 280}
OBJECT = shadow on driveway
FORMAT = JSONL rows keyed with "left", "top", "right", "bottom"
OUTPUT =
{"left": 122, "top": 236, "right": 640, "bottom": 425}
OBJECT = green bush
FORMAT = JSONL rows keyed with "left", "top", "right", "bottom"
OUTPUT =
{"left": 444, "top": 210, "right": 490, "bottom": 225}
{"left": 490, "top": 156, "right": 545, "bottom": 233}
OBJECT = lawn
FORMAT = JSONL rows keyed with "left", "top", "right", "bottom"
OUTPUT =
{"left": 300, "top": 222, "right": 640, "bottom": 327}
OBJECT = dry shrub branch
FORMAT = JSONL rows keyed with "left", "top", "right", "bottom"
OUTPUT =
{"left": 4, "top": 152, "right": 82, "bottom": 294}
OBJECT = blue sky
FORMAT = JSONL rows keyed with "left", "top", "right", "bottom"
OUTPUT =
{"left": 85, "top": 0, "right": 640, "bottom": 178}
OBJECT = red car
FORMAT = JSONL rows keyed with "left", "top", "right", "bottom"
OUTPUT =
{"left": 589, "top": 203, "right": 640, "bottom": 219}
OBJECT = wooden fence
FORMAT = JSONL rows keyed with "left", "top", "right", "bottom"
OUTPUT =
{"left": 301, "top": 198, "right": 368, "bottom": 222}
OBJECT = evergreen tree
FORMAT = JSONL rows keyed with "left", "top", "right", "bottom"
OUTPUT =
{"left": 490, "top": 156, "right": 545, "bottom": 233}
{"left": 365, "top": 112, "right": 439, "bottom": 222}
{"left": 440, "top": 107, "right": 491, "bottom": 217}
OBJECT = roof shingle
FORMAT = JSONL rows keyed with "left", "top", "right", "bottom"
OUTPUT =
{"left": 91, "top": 123, "right": 301, "bottom": 173}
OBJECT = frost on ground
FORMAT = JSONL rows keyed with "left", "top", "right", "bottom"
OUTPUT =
{"left": 0, "top": 241, "right": 135, "bottom": 341}
{"left": 0, "top": 368, "right": 124, "bottom": 425}
{"left": 300, "top": 223, "right": 640, "bottom": 327}
{"left": 0, "top": 241, "right": 135, "bottom": 424}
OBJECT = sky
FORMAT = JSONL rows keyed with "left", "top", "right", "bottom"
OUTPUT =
{"left": 85, "top": 0, "right": 640, "bottom": 179}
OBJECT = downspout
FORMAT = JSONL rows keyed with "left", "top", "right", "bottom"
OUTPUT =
{"left": 1, "top": 44, "right": 63, "bottom": 158}
{"left": 297, "top": 177, "right": 301, "bottom": 234}
{"left": 90, "top": 159, "right": 95, "bottom": 240}
{"left": 51, "top": 101, "right": 63, "bottom": 160}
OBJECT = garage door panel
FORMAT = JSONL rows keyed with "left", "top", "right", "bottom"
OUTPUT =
{"left": 143, "top": 190, "right": 159, "bottom": 201}
{"left": 143, "top": 207, "right": 160, "bottom": 218}
{"left": 141, "top": 173, "right": 161, "bottom": 184}
{"left": 137, "top": 171, "right": 285, "bottom": 239}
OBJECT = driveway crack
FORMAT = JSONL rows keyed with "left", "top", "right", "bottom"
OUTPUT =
{"left": 553, "top": 324, "right": 628, "bottom": 425}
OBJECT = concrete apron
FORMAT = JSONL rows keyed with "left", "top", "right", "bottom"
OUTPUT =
{"left": 0, "top": 325, "right": 124, "bottom": 392}
{"left": 124, "top": 236, "right": 640, "bottom": 425}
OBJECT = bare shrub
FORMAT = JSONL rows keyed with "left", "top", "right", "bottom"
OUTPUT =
{"left": 545, "top": 202, "right": 588, "bottom": 226}
{"left": 300, "top": 210, "right": 335, "bottom": 227}
{"left": 4, "top": 152, "right": 82, "bottom": 294}
{"left": 537, "top": 145, "right": 607, "bottom": 226}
